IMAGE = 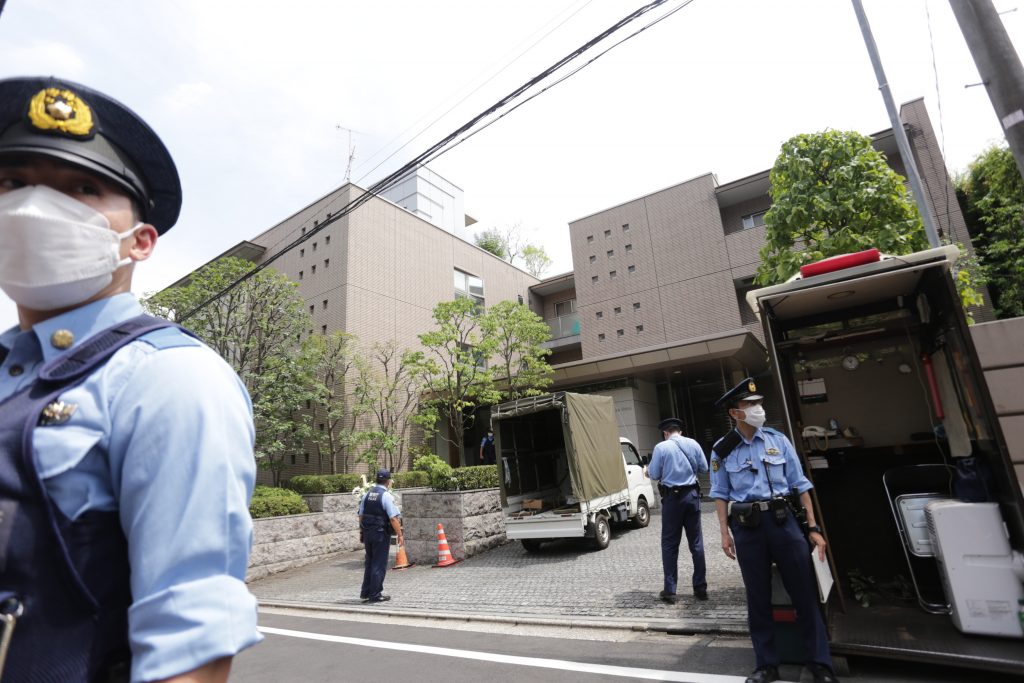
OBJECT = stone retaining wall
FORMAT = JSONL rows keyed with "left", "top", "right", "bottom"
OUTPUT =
{"left": 400, "top": 488, "right": 506, "bottom": 565}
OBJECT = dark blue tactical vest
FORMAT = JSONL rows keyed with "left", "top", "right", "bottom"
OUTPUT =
{"left": 0, "top": 315, "right": 177, "bottom": 682}
{"left": 360, "top": 485, "right": 389, "bottom": 532}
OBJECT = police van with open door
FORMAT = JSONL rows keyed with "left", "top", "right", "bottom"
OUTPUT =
{"left": 746, "top": 246, "right": 1024, "bottom": 675}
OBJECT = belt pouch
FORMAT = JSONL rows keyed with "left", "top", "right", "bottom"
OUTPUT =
{"left": 731, "top": 502, "right": 760, "bottom": 528}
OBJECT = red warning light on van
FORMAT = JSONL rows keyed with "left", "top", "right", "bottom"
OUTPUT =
{"left": 799, "top": 248, "right": 881, "bottom": 279}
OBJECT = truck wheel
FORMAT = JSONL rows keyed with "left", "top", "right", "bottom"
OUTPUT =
{"left": 521, "top": 539, "right": 543, "bottom": 553}
{"left": 590, "top": 516, "right": 611, "bottom": 550}
{"left": 632, "top": 497, "right": 650, "bottom": 529}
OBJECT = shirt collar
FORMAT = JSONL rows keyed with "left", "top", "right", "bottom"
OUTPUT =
{"left": 738, "top": 427, "right": 766, "bottom": 446}
{"left": 30, "top": 294, "right": 144, "bottom": 364}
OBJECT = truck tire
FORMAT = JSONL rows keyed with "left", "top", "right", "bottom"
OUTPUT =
{"left": 590, "top": 516, "right": 611, "bottom": 550}
{"left": 631, "top": 497, "right": 650, "bottom": 529}
{"left": 521, "top": 539, "right": 543, "bottom": 553}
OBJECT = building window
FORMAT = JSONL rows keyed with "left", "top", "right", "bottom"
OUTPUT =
{"left": 311, "top": 264, "right": 316, "bottom": 274}
{"left": 614, "top": 306, "right": 621, "bottom": 315}
{"left": 554, "top": 299, "right": 575, "bottom": 316}
{"left": 587, "top": 235, "right": 594, "bottom": 243}
{"left": 300, "top": 248, "right": 305, "bottom": 257}
{"left": 325, "top": 235, "right": 331, "bottom": 245}
{"left": 321, "top": 325, "right": 327, "bottom": 334}
{"left": 322, "top": 299, "right": 328, "bottom": 310}
{"left": 459, "top": 342, "right": 487, "bottom": 370}
{"left": 518, "top": 294, "right": 524, "bottom": 304}
{"left": 589, "top": 255, "right": 596, "bottom": 263}
{"left": 598, "top": 333, "right": 606, "bottom": 341}
{"left": 306, "top": 400, "right": 311, "bottom": 409}
{"left": 596, "top": 311, "right": 603, "bottom": 319}
{"left": 304, "top": 453, "right": 310, "bottom": 463}
{"left": 591, "top": 275, "right": 598, "bottom": 284}
{"left": 301, "top": 227, "right": 306, "bottom": 236}
{"left": 454, "top": 269, "right": 484, "bottom": 308}
{"left": 636, "top": 324, "right": 644, "bottom": 333}
{"left": 324, "top": 258, "right": 330, "bottom": 268}
{"left": 289, "top": 454, "right": 296, "bottom": 465}
{"left": 622, "top": 223, "right": 630, "bottom": 232}
{"left": 633, "top": 302, "right": 641, "bottom": 311}
{"left": 625, "top": 244, "right": 632, "bottom": 253}
{"left": 309, "top": 304, "right": 314, "bottom": 315}
{"left": 616, "top": 329, "right": 624, "bottom": 337}
{"left": 314, "top": 220, "right": 319, "bottom": 226}
{"left": 741, "top": 210, "right": 767, "bottom": 230}
{"left": 609, "top": 270, "right": 617, "bottom": 279}
{"left": 607, "top": 249, "right": 614, "bottom": 258}
{"left": 313, "top": 242, "right": 317, "bottom": 252}
{"left": 628, "top": 265, "right": 636, "bottom": 274}
{"left": 604, "top": 229, "right": 611, "bottom": 237}
{"left": 299, "top": 270, "right": 304, "bottom": 280}
{"left": 319, "top": 423, "right": 325, "bottom": 431}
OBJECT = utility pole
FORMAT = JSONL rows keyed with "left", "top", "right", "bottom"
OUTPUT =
{"left": 851, "top": 0, "right": 942, "bottom": 248}
{"left": 949, "top": 0, "right": 1024, "bottom": 180}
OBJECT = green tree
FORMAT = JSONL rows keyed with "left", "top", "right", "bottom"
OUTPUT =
{"left": 409, "top": 298, "right": 501, "bottom": 466}
{"left": 483, "top": 300, "right": 553, "bottom": 400}
{"left": 306, "top": 332, "right": 371, "bottom": 475}
{"left": 357, "top": 341, "right": 426, "bottom": 473}
{"left": 474, "top": 228, "right": 508, "bottom": 260}
{"left": 755, "top": 130, "right": 929, "bottom": 286}
{"left": 143, "top": 256, "right": 315, "bottom": 483}
{"left": 955, "top": 145, "right": 1024, "bottom": 318}
{"left": 521, "top": 244, "right": 553, "bottom": 278}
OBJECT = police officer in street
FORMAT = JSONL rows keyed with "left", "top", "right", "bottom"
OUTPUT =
{"left": 647, "top": 417, "right": 709, "bottom": 603}
{"left": 0, "top": 77, "right": 260, "bottom": 681}
{"left": 710, "top": 378, "right": 838, "bottom": 683}
{"left": 358, "top": 469, "right": 403, "bottom": 603}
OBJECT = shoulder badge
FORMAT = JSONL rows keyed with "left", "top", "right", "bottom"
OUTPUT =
{"left": 27, "top": 87, "right": 95, "bottom": 137}
{"left": 39, "top": 400, "right": 77, "bottom": 426}
{"left": 711, "top": 458, "right": 720, "bottom": 472}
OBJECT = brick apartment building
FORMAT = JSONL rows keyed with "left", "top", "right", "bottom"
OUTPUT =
{"left": 191, "top": 97, "right": 981, "bottom": 482}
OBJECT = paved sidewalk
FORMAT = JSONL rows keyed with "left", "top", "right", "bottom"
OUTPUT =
{"left": 249, "top": 505, "right": 750, "bottom": 633}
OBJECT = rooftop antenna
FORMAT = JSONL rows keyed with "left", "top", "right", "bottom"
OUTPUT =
{"left": 335, "top": 125, "right": 360, "bottom": 183}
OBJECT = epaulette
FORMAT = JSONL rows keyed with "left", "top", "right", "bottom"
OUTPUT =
{"left": 137, "top": 326, "right": 201, "bottom": 350}
{"left": 762, "top": 427, "right": 785, "bottom": 437}
{"left": 712, "top": 430, "right": 742, "bottom": 459}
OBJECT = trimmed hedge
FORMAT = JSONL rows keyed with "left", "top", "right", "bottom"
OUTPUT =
{"left": 430, "top": 465, "right": 499, "bottom": 492}
{"left": 392, "top": 471, "right": 429, "bottom": 489}
{"left": 250, "top": 485, "right": 310, "bottom": 519}
{"left": 287, "top": 474, "right": 363, "bottom": 494}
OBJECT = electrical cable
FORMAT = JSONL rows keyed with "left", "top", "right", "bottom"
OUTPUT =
{"left": 177, "top": 0, "right": 689, "bottom": 322}
{"left": 924, "top": 0, "right": 956, "bottom": 244}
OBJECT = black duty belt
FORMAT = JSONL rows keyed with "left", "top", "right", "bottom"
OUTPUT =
{"left": 728, "top": 500, "right": 771, "bottom": 514}
{"left": 658, "top": 483, "right": 698, "bottom": 496}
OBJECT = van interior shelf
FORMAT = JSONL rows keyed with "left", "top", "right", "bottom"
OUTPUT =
{"left": 778, "top": 322, "right": 919, "bottom": 351}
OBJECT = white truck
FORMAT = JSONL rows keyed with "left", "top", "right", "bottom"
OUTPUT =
{"left": 492, "top": 392, "right": 655, "bottom": 551}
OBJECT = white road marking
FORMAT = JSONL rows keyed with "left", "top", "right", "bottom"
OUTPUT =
{"left": 258, "top": 625, "right": 762, "bottom": 682}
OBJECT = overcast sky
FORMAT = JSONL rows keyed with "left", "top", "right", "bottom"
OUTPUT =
{"left": 1, "top": 0, "right": 1022, "bottom": 331}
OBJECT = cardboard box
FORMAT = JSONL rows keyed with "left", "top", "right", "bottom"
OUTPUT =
{"left": 522, "top": 499, "right": 544, "bottom": 510}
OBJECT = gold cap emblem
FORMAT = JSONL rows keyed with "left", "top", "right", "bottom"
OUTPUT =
{"left": 748, "top": 381, "right": 757, "bottom": 393}
{"left": 27, "top": 87, "right": 94, "bottom": 137}
{"left": 40, "top": 400, "right": 77, "bottom": 426}
{"left": 51, "top": 329, "right": 75, "bottom": 349}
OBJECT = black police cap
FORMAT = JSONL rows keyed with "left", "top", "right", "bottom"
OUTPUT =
{"left": 0, "top": 76, "right": 181, "bottom": 234}
{"left": 658, "top": 417, "right": 684, "bottom": 432}
{"left": 713, "top": 377, "right": 764, "bottom": 409}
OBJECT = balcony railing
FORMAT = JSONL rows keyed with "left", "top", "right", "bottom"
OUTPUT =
{"left": 546, "top": 312, "right": 580, "bottom": 340}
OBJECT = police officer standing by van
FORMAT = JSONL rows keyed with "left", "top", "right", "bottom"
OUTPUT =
{"left": 359, "top": 469, "right": 403, "bottom": 603}
{"left": 648, "top": 417, "right": 709, "bottom": 604}
{"left": 710, "top": 378, "right": 838, "bottom": 683}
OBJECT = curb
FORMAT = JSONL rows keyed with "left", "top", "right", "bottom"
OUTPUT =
{"left": 257, "top": 599, "right": 750, "bottom": 637}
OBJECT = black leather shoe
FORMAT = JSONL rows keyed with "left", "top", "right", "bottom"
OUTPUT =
{"left": 368, "top": 594, "right": 391, "bottom": 603}
{"left": 806, "top": 663, "right": 839, "bottom": 683}
{"left": 658, "top": 590, "right": 677, "bottom": 604}
{"left": 744, "top": 666, "right": 780, "bottom": 683}
{"left": 694, "top": 588, "right": 708, "bottom": 601}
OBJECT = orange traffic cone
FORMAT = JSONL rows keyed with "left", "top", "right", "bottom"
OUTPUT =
{"left": 433, "top": 523, "right": 459, "bottom": 568}
{"left": 392, "top": 542, "right": 414, "bottom": 570}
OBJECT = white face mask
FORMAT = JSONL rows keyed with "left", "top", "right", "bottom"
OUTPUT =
{"left": 740, "top": 404, "right": 767, "bottom": 429}
{"left": 0, "top": 185, "right": 140, "bottom": 311}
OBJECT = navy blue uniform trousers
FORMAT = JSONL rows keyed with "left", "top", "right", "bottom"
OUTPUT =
{"left": 731, "top": 512, "right": 832, "bottom": 669}
{"left": 361, "top": 528, "right": 390, "bottom": 600}
{"left": 661, "top": 487, "right": 706, "bottom": 594}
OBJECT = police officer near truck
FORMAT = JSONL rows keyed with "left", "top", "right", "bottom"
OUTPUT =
{"left": 710, "top": 378, "right": 839, "bottom": 683}
{"left": 358, "top": 469, "right": 403, "bottom": 603}
{"left": 0, "top": 77, "right": 260, "bottom": 682}
{"left": 647, "top": 417, "right": 709, "bottom": 604}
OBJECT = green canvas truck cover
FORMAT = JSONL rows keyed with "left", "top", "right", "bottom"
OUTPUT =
{"left": 492, "top": 392, "right": 627, "bottom": 506}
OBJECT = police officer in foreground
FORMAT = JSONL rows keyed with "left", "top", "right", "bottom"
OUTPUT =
{"left": 647, "top": 417, "right": 709, "bottom": 603}
{"left": 0, "top": 77, "right": 260, "bottom": 681}
{"left": 709, "top": 378, "right": 838, "bottom": 683}
{"left": 358, "top": 469, "right": 403, "bottom": 603}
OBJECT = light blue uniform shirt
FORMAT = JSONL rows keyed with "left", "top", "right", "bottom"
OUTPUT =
{"left": 648, "top": 434, "right": 708, "bottom": 487}
{"left": 358, "top": 485, "right": 400, "bottom": 519}
{"left": 0, "top": 293, "right": 262, "bottom": 682}
{"left": 709, "top": 427, "right": 813, "bottom": 502}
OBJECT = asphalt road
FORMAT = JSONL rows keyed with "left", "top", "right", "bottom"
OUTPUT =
{"left": 230, "top": 609, "right": 1017, "bottom": 683}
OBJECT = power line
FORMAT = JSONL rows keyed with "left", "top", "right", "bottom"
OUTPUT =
{"left": 178, "top": 0, "right": 689, "bottom": 322}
